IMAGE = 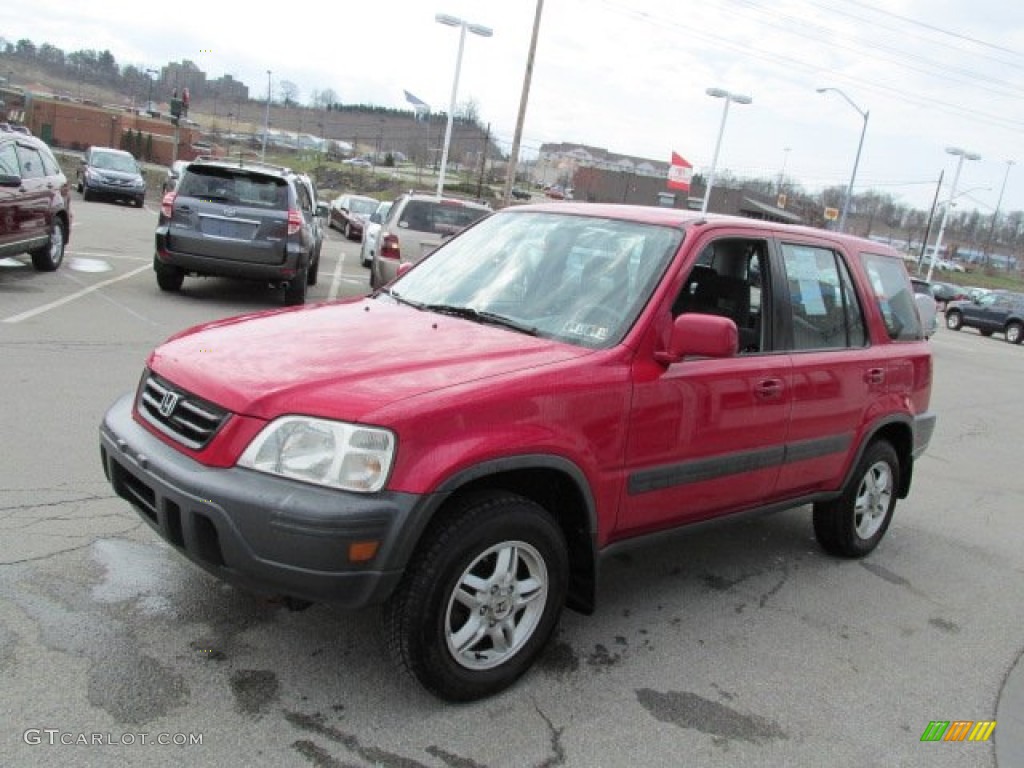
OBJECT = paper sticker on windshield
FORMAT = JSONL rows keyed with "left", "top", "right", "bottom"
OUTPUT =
{"left": 563, "top": 321, "right": 611, "bottom": 341}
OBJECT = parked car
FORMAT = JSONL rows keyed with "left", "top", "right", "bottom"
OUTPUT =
{"left": 76, "top": 146, "right": 147, "bottom": 207}
{"left": 161, "top": 160, "right": 189, "bottom": 195}
{"left": 910, "top": 277, "right": 938, "bottom": 338}
{"left": 930, "top": 281, "right": 968, "bottom": 310}
{"left": 358, "top": 199, "right": 393, "bottom": 268}
{"left": 0, "top": 131, "right": 71, "bottom": 270}
{"left": 369, "top": 193, "right": 490, "bottom": 288}
{"left": 153, "top": 158, "right": 327, "bottom": 305}
{"left": 511, "top": 187, "right": 531, "bottom": 200}
{"left": 342, "top": 157, "right": 372, "bottom": 168}
{"left": 329, "top": 193, "right": 378, "bottom": 241}
{"left": 101, "top": 203, "right": 935, "bottom": 701}
{"left": 945, "top": 290, "right": 1024, "bottom": 344}
{"left": 296, "top": 174, "right": 326, "bottom": 273}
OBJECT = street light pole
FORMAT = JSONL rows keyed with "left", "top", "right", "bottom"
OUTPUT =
{"left": 145, "top": 68, "right": 158, "bottom": 113}
{"left": 926, "top": 147, "right": 981, "bottom": 282}
{"left": 261, "top": 70, "right": 272, "bottom": 162}
{"left": 435, "top": 12, "right": 493, "bottom": 197}
{"left": 982, "top": 160, "right": 1015, "bottom": 266}
{"left": 817, "top": 87, "right": 869, "bottom": 233}
{"left": 701, "top": 88, "right": 752, "bottom": 215}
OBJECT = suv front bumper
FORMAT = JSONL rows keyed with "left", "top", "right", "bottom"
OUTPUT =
{"left": 99, "top": 393, "right": 421, "bottom": 606}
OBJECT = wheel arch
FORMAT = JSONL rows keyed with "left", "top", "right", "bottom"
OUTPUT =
{"left": 402, "top": 455, "right": 600, "bottom": 615}
{"left": 849, "top": 416, "right": 915, "bottom": 499}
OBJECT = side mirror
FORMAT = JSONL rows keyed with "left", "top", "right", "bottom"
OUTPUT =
{"left": 0, "top": 173, "right": 22, "bottom": 188}
{"left": 316, "top": 201, "right": 329, "bottom": 218}
{"left": 655, "top": 313, "right": 738, "bottom": 365}
{"left": 370, "top": 212, "right": 382, "bottom": 224}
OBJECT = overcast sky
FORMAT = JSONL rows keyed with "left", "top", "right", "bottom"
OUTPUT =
{"left": 4, "top": 0, "right": 1023, "bottom": 215}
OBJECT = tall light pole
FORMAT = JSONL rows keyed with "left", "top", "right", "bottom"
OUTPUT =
{"left": 926, "top": 147, "right": 981, "bottom": 282}
{"left": 261, "top": 70, "right": 272, "bottom": 162}
{"left": 982, "top": 160, "right": 1015, "bottom": 266}
{"left": 817, "top": 87, "right": 869, "bottom": 232}
{"left": 435, "top": 12, "right": 493, "bottom": 197}
{"left": 701, "top": 88, "right": 752, "bottom": 215}
{"left": 502, "top": 0, "right": 544, "bottom": 207}
{"left": 145, "top": 68, "right": 158, "bottom": 112}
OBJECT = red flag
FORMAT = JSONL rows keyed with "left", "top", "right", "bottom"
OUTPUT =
{"left": 667, "top": 152, "right": 693, "bottom": 191}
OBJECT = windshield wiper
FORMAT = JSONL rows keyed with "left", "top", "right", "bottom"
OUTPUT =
{"left": 376, "top": 288, "right": 425, "bottom": 310}
{"left": 422, "top": 304, "right": 538, "bottom": 336}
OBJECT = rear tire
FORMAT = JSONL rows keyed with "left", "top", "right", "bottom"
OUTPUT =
{"left": 283, "top": 267, "right": 308, "bottom": 305}
{"left": 29, "top": 219, "right": 66, "bottom": 271}
{"left": 154, "top": 259, "right": 184, "bottom": 291}
{"left": 82, "top": 186, "right": 93, "bottom": 202}
{"left": 945, "top": 311, "right": 962, "bottom": 331}
{"left": 813, "top": 441, "right": 899, "bottom": 558}
{"left": 307, "top": 254, "right": 319, "bottom": 287}
{"left": 382, "top": 492, "right": 568, "bottom": 701}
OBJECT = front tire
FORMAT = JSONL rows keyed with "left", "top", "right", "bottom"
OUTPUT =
{"left": 813, "top": 441, "right": 899, "bottom": 558}
{"left": 1006, "top": 321, "right": 1023, "bottom": 345}
{"left": 946, "top": 311, "right": 963, "bottom": 331}
{"left": 30, "top": 219, "right": 66, "bottom": 271}
{"left": 382, "top": 492, "right": 568, "bottom": 702}
{"left": 344, "top": 222, "right": 353, "bottom": 240}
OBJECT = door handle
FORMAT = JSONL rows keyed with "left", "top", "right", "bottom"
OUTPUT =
{"left": 755, "top": 379, "right": 784, "bottom": 399}
{"left": 865, "top": 368, "right": 885, "bottom": 384}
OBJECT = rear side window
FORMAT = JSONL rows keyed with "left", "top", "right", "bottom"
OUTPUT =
{"left": 860, "top": 252, "right": 923, "bottom": 341}
{"left": 15, "top": 145, "right": 45, "bottom": 179}
{"left": 398, "top": 200, "right": 487, "bottom": 235}
{"left": 781, "top": 242, "right": 867, "bottom": 350}
{"left": 179, "top": 167, "right": 287, "bottom": 210}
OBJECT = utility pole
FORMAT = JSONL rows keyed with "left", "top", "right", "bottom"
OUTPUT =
{"left": 476, "top": 122, "right": 490, "bottom": 200}
{"left": 502, "top": 0, "right": 544, "bottom": 207}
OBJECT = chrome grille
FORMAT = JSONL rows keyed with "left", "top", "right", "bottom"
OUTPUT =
{"left": 137, "top": 372, "right": 228, "bottom": 449}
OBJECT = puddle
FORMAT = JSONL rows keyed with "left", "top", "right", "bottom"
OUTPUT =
{"left": 67, "top": 257, "right": 114, "bottom": 273}
{"left": 91, "top": 539, "right": 177, "bottom": 616}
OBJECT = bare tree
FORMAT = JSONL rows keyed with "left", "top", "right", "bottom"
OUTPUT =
{"left": 279, "top": 79, "right": 300, "bottom": 107}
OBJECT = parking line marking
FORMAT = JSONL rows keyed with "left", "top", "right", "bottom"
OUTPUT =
{"left": 329, "top": 249, "right": 348, "bottom": 301}
{"left": 2, "top": 265, "right": 151, "bottom": 324}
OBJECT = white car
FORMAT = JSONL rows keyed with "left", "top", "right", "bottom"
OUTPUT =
{"left": 359, "top": 200, "right": 393, "bottom": 268}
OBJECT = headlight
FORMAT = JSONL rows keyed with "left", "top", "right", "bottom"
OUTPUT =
{"left": 237, "top": 416, "right": 395, "bottom": 493}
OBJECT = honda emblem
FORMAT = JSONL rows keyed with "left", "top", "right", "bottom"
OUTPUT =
{"left": 158, "top": 391, "right": 181, "bottom": 418}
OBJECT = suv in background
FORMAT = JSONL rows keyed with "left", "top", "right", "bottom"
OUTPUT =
{"left": 0, "top": 132, "right": 71, "bottom": 271}
{"left": 945, "top": 290, "right": 1024, "bottom": 344}
{"left": 102, "top": 204, "right": 935, "bottom": 701}
{"left": 77, "top": 146, "right": 147, "bottom": 207}
{"left": 370, "top": 192, "right": 490, "bottom": 288}
{"left": 154, "top": 159, "right": 327, "bottom": 305}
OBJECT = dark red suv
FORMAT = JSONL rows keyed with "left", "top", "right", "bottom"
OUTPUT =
{"left": 0, "top": 131, "right": 71, "bottom": 270}
{"left": 100, "top": 203, "right": 935, "bottom": 701}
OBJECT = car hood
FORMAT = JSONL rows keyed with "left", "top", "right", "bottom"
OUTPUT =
{"left": 149, "top": 297, "right": 592, "bottom": 422}
{"left": 90, "top": 168, "right": 141, "bottom": 182}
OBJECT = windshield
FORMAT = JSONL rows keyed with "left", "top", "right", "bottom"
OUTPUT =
{"left": 93, "top": 152, "right": 138, "bottom": 173}
{"left": 350, "top": 197, "right": 379, "bottom": 215}
{"left": 380, "top": 210, "right": 682, "bottom": 348}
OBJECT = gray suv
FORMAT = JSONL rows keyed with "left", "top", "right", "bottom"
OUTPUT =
{"left": 154, "top": 159, "right": 326, "bottom": 305}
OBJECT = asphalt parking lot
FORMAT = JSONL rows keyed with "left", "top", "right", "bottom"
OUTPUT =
{"left": 1, "top": 198, "right": 1022, "bottom": 767}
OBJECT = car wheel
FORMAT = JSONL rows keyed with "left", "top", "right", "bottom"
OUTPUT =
{"left": 344, "top": 222, "right": 353, "bottom": 240}
{"left": 382, "top": 491, "right": 568, "bottom": 702}
{"left": 154, "top": 259, "right": 184, "bottom": 291}
{"left": 1006, "top": 321, "right": 1023, "bottom": 345}
{"left": 813, "top": 440, "right": 899, "bottom": 558}
{"left": 29, "top": 219, "right": 66, "bottom": 271}
{"left": 945, "top": 311, "right": 963, "bottom": 331}
{"left": 82, "top": 185, "right": 93, "bottom": 202}
{"left": 283, "top": 267, "right": 308, "bottom": 305}
{"left": 307, "top": 254, "right": 319, "bottom": 287}
{"left": 135, "top": 195, "right": 145, "bottom": 207}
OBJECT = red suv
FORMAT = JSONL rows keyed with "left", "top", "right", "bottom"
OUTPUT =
{"left": 0, "top": 132, "right": 71, "bottom": 270}
{"left": 100, "top": 204, "right": 935, "bottom": 701}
